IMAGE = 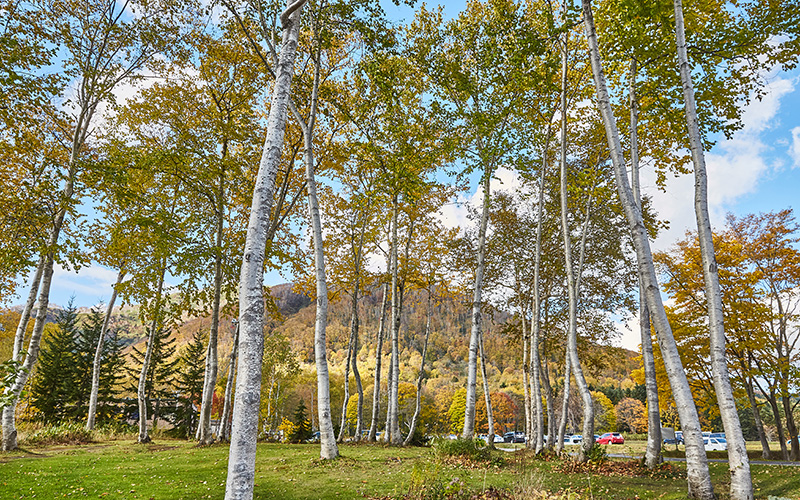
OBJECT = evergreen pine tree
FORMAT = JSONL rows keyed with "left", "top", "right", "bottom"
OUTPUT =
{"left": 126, "top": 325, "right": 177, "bottom": 424}
{"left": 72, "top": 306, "right": 104, "bottom": 418}
{"left": 30, "top": 300, "right": 80, "bottom": 422}
{"left": 172, "top": 330, "right": 207, "bottom": 437}
{"left": 290, "top": 400, "right": 312, "bottom": 443}
{"left": 97, "top": 326, "right": 127, "bottom": 423}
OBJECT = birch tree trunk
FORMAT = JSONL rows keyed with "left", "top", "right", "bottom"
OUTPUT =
{"left": 581, "top": 1, "right": 714, "bottom": 496}
{"left": 558, "top": 29, "right": 594, "bottom": 461}
{"left": 138, "top": 266, "right": 166, "bottom": 444}
{"left": 225, "top": 2, "right": 306, "bottom": 498}
{"left": 463, "top": 172, "right": 491, "bottom": 439}
{"left": 219, "top": 322, "right": 240, "bottom": 442}
{"left": 628, "top": 59, "right": 663, "bottom": 468}
{"left": 555, "top": 351, "right": 570, "bottom": 455}
{"left": 86, "top": 268, "right": 126, "bottom": 430}
{"left": 404, "top": 292, "right": 432, "bottom": 446}
{"left": 383, "top": 342, "right": 394, "bottom": 443}
{"left": 522, "top": 312, "right": 532, "bottom": 444}
{"left": 743, "top": 376, "right": 769, "bottom": 460}
{"left": 540, "top": 356, "right": 555, "bottom": 451}
{"left": 337, "top": 322, "right": 355, "bottom": 442}
{"left": 478, "top": 330, "right": 495, "bottom": 449}
{"left": 10, "top": 254, "right": 44, "bottom": 362}
{"left": 198, "top": 160, "right": 228, "bottom": 445}
{"left": 672, "top": 2, "right": 753, "bottom": 496}
{"left": 531, "top": 126, "right": 551, "bottom": 454}
{"left": 387, "top": 197, "right": 401, "bottom": 444}
{"left": 351, "top": 321, "right": 364, "bottom": 441}
{"left": 2, "top": 110, "right": 85, "bottom": 450}
{"left": 368, "top": 284, "right": 389, "bottom": 442}
{"left": 2, "top": 252, "right": 54, "bottom": 451}
{"left": 303, "top": 45, "right": 338, "bottom": 460}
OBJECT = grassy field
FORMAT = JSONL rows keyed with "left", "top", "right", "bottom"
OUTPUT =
{"left": 1, "top": 439, "right": 799, "bottom": 499}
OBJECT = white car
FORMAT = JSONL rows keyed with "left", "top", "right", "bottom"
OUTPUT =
{"left": 479, "top": 434, "right": 504, "bottom": 443}
{"left": 564, "top": 434, "right": 582, "bottom": 445}
{"left": 704, "top": 437, "right": 727, "bottom": 451}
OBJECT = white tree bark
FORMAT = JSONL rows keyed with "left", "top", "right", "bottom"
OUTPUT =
{"left": 197, "top": 161, "right": 228, "bottom": 445}
{"left": 628, "top": 59, "right": 663, "bottom": 469}
{"left": 404, "top": 291, "right": 432, "bottom": 446}
{"left": 530, "top": 125, "right": 552, "bottom": 454}
{"left": 86, "top": 268, "right": 126, "bottom": 430}
{"left": 540, "top": 356, "right": 556, "bottom": 451}
{"left": 672, "top": 2, "right": 753, "bottom": 496}
{"left": 219, "top": 321, "right": 239, "bottom": 442}
{"left": 478, "top": 330, "right": 495, "bottom": 449}
{"left": 303, "top": 46, "right": 338, "bottom": 460}
{"left": 2, "top": 253, "right": 54, "bottom": 451}
{"left": 522, "top": 312, "right": 532, "bottom": 443}
{"left": 368, "top": 283, "right": 389, "bottom": 441}
{"left": 387, "top": 197, "right": 401, "bottom": 444}
{"left": 351, "top": 317, "right": 364, "bottom": 441}
{"left": 137, "top": 267, "right": 166, "bottom": 444}
{"left": 337, "top": 319, "right": 355, "bottom": 442}
{"left": 463, "top": 172, "right": 491, "bottom": 439}
{"left": 225, "top": 2, "right": 306, "bottom": 498}
{"left": 11, "top": 255, "right": 44, "bottom": 362}
{"left": 555, "top": 350, "right": 570, "bottom": 455}
{"left": 558, "top": 29, "right": 594, "bottom": 461}
{"left": 581, "top": 1, "right": 714, "bottom": 497}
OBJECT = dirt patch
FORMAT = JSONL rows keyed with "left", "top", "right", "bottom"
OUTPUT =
{"left": 0, "top": 449, "right": 46, "bottom": 463}
{"left": 144, "top": 444, "right": 179, "bottom": 452}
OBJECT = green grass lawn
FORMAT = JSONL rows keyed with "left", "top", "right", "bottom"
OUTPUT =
{"left": 1, "top": 440, "right": 798, "bottom": 499}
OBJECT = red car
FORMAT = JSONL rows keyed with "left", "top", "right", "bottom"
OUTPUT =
{"left": 597, "top": 432, "right": 624, "bottom": 444}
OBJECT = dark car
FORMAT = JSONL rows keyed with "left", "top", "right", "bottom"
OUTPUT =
{"left": 503, "top": 431, "right": 526, "bottom": 443}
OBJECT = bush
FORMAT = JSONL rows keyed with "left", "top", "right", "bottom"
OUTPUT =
{"left": 93, "top": 420, "right": 136, "bottom": 441}
{"left": 22, "top": 422, "right": 94, "bottom": 446}
{"left": 585, "top": 443, "right": 607, "bottom": 465}
{"left": 433, "top": 437, "right": 493, "bottom": 463}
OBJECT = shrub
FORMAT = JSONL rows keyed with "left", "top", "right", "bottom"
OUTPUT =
{"left": 433, "top": 437, "right": 492, "bottom": 463}
{"left": 93, "top": 420, "right": 136, "bottom": 441}
{"left": 22, "top": 422, "right": 93, "bottom": 446}
{"left": 585, "top": 443, "right": 607, "bottom": 465}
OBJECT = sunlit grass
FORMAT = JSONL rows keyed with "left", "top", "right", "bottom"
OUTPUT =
{"left": 0, "top": 439, "right": 798, "bottom": 499}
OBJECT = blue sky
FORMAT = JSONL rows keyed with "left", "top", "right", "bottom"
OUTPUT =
{"left": 13, "top": 2, "right": 800, "bottom": 349}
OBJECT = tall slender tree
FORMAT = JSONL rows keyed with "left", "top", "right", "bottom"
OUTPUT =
{"left": 581, "top": 1, "right": 714, "bottom": 496}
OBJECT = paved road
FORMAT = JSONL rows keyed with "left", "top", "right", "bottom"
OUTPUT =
{"left": 496, "top": 447, "right": 800, "bottom": 466}
{"left": 608, "top": 453, "right": 800, "bottom": 466}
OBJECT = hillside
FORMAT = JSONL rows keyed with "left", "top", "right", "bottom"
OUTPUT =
{"left": 2, "top": 283, "right": 640, "bottom": 434}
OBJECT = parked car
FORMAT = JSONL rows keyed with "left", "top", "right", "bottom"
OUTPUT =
{"left": 564, "top": 434, "right": 582, "bottom": 445}
{"left": 664, "top": 431, "right": 683, "bottom": 445}
{"left": 480, "top": 434, "right": 504, "bottom": 443}
{"left": 597, "top": 432, "right": 624, "bottom": 445}
{"left": 704, "top": 437, "right": 727, "bottom": 451}
{"left": 503, "top": 431, "right": 526, "bottom": 443}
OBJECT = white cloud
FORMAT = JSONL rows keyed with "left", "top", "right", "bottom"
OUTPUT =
{"left": 435, "top": 166, "right": 522, "bottom": 231}
{"left": 643, "top": 76, "right": 795, "bottom": 251}
{"left": 791, "top": 126, "right": 800, "bottom": 168}
{"left": 50, "top": 263, "right": 120, "bottom": 307}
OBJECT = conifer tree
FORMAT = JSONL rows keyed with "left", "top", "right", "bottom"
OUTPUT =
{"left": 173, "top": 331, "right": 207, "bottom": 437}
{"left": 290, "top": 400, "right": 312, "bottom": 443}
{"left": 96, "top": 327, "right": 126, "bottom": 423}
{"left": 126, "top": 326, "right": 177, "bottom": 424}
{"left": 30, "top": 301, "right": 79, "bottom": 422}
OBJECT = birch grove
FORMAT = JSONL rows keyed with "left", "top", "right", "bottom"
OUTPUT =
{"left": 2, "top": 1, "right": 798, "bottom": 497}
